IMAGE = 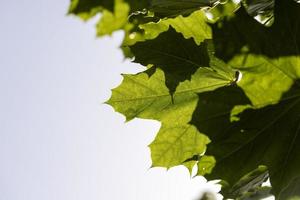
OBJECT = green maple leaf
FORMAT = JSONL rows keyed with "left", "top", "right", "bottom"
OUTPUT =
{"left": 107, "top": 61, "right": 237, "bottom": 168}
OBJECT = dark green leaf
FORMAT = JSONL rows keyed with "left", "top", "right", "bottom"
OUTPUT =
{"left": 130, "top": 28, "right": 209, "bottom": 94}
{"left": 130, "top": 27, "right": 211, "bottom": 96}
{"left": 191, "top": 83, "right": 300, "bottom": 199}
{"left": 212, "top": 0, "right": 300, "bottom": 61}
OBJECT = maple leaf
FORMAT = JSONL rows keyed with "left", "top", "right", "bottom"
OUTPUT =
{"left": 107, "top": 63, "right": 236, "bottom": 167}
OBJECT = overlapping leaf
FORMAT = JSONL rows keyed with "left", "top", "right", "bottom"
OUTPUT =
{"left": 123, "top": 10, "right": 211, "bottom": 57}
{"left": 229, "top": 55, "right": 297, "bottom": 106}
{"left": 69, "top": 0, "right": 300, "bottom": 199}
{"left": 107, "top": 27, "right": 238, "bottom": 168}
{"left": 212, "top": 0, "right": 300, "bottom": 61}
{"left": 199, "top": 85, "right": 300, "bottom": 200}
{"left": 189, "top": 54, "right": 300, "bottom": 199}
{"left": 107, "top": 60, "right": 237, "bottom": 167}
{"left": 130, "top": 28, "right": 211, "bottom": 96}
{"left": 140, "top": 10, "right": 211, "bottom": 44}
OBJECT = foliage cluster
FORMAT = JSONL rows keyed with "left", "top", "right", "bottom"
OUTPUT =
{"left": 69, "top": 0, "right": 300, "bottom": 199}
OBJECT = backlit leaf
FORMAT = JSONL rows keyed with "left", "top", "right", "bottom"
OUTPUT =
{"left": 107, "top": 65, "right": 236, "bottom": 167}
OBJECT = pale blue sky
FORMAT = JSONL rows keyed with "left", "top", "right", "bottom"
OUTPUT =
{"left": 0, "top": 1, "right": 223, "bottom": 200}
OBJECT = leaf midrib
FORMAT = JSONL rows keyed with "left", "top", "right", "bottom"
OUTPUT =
{"left": 109, "top": 82, "right": 227, "bottom": 103}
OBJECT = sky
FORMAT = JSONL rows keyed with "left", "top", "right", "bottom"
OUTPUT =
{"left": 0, "top": 1, "right": 276, "bottom": 200}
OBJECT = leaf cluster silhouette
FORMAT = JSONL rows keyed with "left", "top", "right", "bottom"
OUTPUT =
{"left": 69, "top": 0, "right": 300, "bottom": 199}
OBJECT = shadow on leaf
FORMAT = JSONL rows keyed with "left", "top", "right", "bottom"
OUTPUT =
{"left": 190, "top": 82, "right": 300, "bottom": 199}
{"left": 130, "top": 27, "right": 210, "bottom": 97}
{"left": 211, "top": 0, "right": 300, "bottom": 61}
